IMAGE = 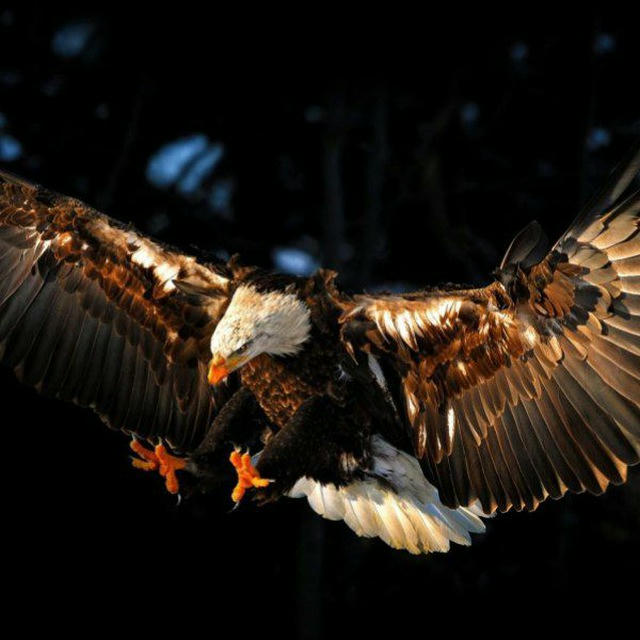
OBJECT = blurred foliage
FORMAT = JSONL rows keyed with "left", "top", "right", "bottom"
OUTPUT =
{"left": 1, "top": 6, "right": 639, "bottom": 636}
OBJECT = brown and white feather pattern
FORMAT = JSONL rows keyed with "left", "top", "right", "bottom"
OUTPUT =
{"left": 0, "top": 171, "right": 233, "bottom": 450}
{"left": 340, "top": 148, "right": 640, "bottom": 514}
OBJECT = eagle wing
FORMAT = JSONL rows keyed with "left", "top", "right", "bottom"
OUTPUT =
{"left": 0, "top": 171, "right": 233, "bottom": 451}
{"left": 340, "top": 147, "right": 640, "bottom": 514}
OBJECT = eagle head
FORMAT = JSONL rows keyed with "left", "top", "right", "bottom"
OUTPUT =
{"left": 208, "top": 284, "right": 311, "bottom": 385}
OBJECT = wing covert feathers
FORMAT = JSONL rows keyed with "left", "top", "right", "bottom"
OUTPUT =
{"left": 0, "top": 171, "right": 232, "bottom": 450}
{"left": 340, "top": 148, "right": 640, "bottom": 514}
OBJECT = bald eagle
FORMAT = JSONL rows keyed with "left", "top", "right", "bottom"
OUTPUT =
{"left": 1, "top": 147, "right": 639, "bottom": 555}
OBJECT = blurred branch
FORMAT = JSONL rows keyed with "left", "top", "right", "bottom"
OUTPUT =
{"left": 322, "top": 92, "right": 346, "bottom": 270}
{"left": 295, "top": 511, "right": 325, "bottom": 639}
{"left": 356, "top": 87, "right": 388, "bottom": 287}
{"left": 98, "top": 77, "right": 148, "bottom": 210}
{"left": 580, "top": 14, "right": 599, "bottom": 204}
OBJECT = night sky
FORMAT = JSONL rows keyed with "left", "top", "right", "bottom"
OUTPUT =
{"left": 2, "top": 7, "right": 639, "bottom": 635}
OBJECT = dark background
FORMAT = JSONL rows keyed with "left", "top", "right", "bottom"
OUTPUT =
{"left": 2, "top": 6, "right": 639, "bottom": 635}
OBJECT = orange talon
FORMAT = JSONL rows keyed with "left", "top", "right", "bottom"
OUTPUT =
{"left": 155, "top": 443, "right": 187, "bottom": 495}
{"left": 129, "top": 439, "right": 187, "bottom": 495}
{"left": 130, "top": 439, "right": 159, "bottom": 471}
{"left": 229, "top": 450, "right": 272, "bottom": 503}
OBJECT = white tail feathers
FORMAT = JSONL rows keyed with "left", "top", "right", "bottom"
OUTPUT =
{"left": 288, "top": 436, "right": 487, "bottom": 554}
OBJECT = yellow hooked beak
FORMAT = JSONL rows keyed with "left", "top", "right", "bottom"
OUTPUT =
{"left": 207, "top": 355, "right": 229, "bottom": 385}
{"left": 207, "top": 353, "right": 246, "bottom": 386}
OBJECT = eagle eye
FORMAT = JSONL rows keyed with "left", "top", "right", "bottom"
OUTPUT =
{"left": 234, "top": 341, "right": 251, "bottom": 356}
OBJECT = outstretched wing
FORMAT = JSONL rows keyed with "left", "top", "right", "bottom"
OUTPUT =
{"left": 0, "top": 171, "right": 233, "bottom": 451}
{"left": 340, "top": 146, "right": 640, "bottom": 514}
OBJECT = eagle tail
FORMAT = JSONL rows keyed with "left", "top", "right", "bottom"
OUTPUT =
{"left": 288, "top": 437, "right": 487, "bottom": 554}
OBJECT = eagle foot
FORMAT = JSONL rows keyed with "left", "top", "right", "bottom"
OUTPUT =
{"left": 130, "top": 439, "right": 187, "bottom": 495}
{"left": 229, "top": 449, "right": 272, "bottom": 503}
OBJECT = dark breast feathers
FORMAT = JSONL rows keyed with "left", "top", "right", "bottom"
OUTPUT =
{"left": 0, "top": 171, "right": 232, "bottom": 451}
{"left": 240, "top": 354, "right": 318, "bottom": 427}
{"left": 240, "top": 277, "right": 348, "bottom": 428}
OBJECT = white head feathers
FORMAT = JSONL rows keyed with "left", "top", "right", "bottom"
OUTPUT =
{"left": 210, "top": 284, "right": 312, "bottom": 362}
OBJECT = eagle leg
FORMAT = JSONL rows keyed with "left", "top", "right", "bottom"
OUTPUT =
{"left": 129, "top": 439, "right": 187, "bottom": 495}
{"left": 229, "top": 449, "right": 272, "bottom": 503}
{"left": 192, "top": 387, "right": 268, "bottom": 459}
{"left": 249, "top": 395, "right": 370, "bottom": 503}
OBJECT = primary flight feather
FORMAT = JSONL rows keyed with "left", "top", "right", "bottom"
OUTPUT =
{"left": 1, "top": 146, "right": 639, "bottom": 554}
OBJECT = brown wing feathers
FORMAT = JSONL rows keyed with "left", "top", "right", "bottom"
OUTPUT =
{"left": 0, "top": 171, "right": 231, "bottom": 451}
{"left": 341, "top": 147, "right": 640, "bottom": 514}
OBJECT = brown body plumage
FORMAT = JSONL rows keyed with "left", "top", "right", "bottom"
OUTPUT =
{"left": 1, "top": 145, "right": 639, "bottom": 555}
